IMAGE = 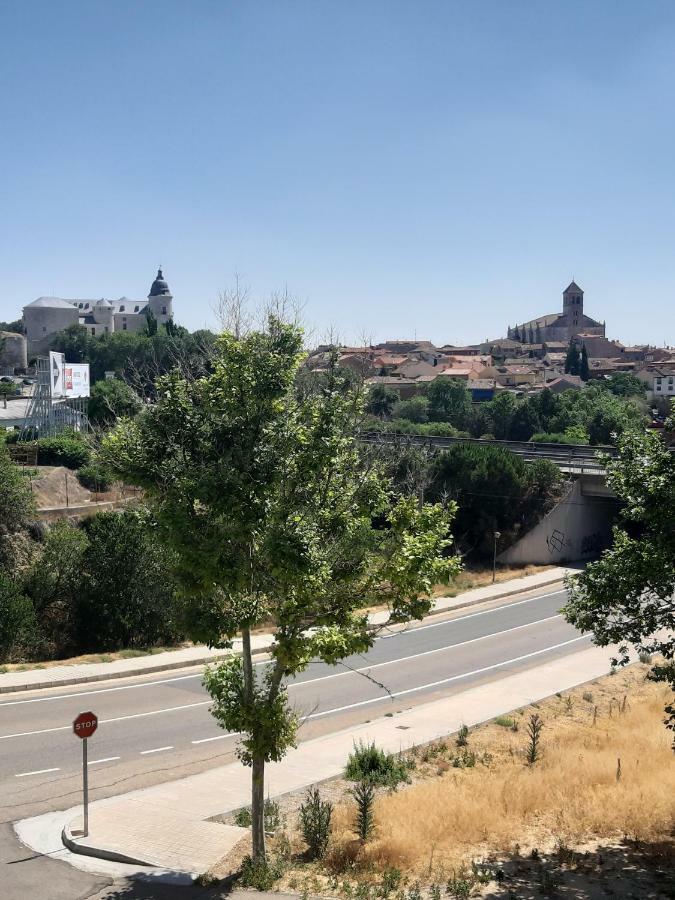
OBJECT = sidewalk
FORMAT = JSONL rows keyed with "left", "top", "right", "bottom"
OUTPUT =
{"left": 16, "top": 640, "right": 611, "bottom": 878}
{"left": 0, "top": 567, "right": 572, "bottom": 695}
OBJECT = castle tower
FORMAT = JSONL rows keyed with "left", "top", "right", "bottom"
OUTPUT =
{"left": 147, "top": 268, "right": 173, "bottom": 324}
{"left": 562, "top": 281, "right": 583, "bottom": 330}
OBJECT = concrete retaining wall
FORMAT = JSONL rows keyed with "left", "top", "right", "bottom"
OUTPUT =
{"left": 498, "top": 476, "right": 618, "bottom": 565}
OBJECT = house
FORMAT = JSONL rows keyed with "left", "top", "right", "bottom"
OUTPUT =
{"left": 476, "top": 364, "right": 538, "bottom": 387}
{"left": 545, "top": 375, "right": 583, "bottom": 394}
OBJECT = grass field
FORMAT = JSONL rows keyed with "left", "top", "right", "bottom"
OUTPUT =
{"left": 239, "top": 663, "right": 675, "bottom": 898}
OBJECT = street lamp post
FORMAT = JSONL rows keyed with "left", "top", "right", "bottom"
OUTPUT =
{"left": 492, "top": 531, "right": 501, "bottom": 584}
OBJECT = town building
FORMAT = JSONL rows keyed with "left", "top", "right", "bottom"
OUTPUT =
{"left": 23, "top": 269, "right": 174, "bottom": 354}
{"left": 507, "top": 281, "right": 605, "bottom": 345}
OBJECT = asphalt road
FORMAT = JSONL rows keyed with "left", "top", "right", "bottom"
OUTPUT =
{"left": 0, "top": 587, "right": 587, "bottom": 826}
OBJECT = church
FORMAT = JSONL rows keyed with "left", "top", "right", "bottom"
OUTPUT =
{"left": 507, "top": 282, "right": 605, "bottom": 345}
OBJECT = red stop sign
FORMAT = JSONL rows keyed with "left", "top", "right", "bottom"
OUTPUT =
{"left": 73, "top": 711, "right": 98, "bottom": 739}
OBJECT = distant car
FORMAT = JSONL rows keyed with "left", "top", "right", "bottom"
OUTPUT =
{"left": 0, "top": 376, "right": 13, "bottom": 382}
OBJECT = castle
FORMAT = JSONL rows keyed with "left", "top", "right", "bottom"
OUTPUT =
{"left": 507, "top": 281, "right": 605, "bottom": 345}
{"left": 23, "top": 268, "right": 174, "bottom": 354}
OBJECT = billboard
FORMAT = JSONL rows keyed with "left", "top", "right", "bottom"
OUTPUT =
{"left": 48, "top": 352, "right": 90, "bottom": 398}
{"left": 49, "top": 351, "right": 65, "bottom": 397}
{"left": 64, "top": 364, "right": 90, "bottom": 398}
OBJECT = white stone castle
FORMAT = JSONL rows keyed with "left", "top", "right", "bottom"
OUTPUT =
{"left": 23, "top": 268, "right": 174, "bottom": 354}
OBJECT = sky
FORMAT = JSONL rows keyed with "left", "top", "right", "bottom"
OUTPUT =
{"left": 1, "top": 1, "right": 675, "bottom": 347}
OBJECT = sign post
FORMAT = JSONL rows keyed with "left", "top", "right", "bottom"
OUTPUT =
{"left": 73, "top": 711, "right": 98, "bottom": 837}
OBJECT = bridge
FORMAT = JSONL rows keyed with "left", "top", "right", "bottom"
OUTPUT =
{"left": 361, "top": 432, "right": 614, "bottom": 475}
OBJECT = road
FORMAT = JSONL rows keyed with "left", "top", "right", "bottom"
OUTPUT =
{"left": 0, "top": 586, "right": 587, "bottom": 827}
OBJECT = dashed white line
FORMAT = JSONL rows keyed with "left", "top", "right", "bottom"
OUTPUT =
{"left": 14, "top": 767, "right": 60, "bottom": 778}
{"left": 88, "top": 756, "right": 120, "bottom": 765}
{"left": 140, "top": 745, "right": 173, "bottom": 755}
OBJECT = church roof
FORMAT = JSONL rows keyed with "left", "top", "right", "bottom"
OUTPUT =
{"left": 563, "top": 281, "right": 583, "bottom": 293}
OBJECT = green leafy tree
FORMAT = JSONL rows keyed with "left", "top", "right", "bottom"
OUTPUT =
{"left": 0, "top": 573, "right": 36, "bottom": 661}
{"left": 486, "top": 391, "right": 517, "bottom": 440}
{"left": 579, "top": 345, "right": 590, "bottom": 382}
{"left": 508, "top": 401, "right": 541, "bottom": 441}
{"left": 601, "top": 373, "right": 645, "bottom": 397}
{"left": 0, "top": 319, "right": 24, "bottom": 334}
{"left": 428, "top": 443, "right": 561, "bottom": 558}
{"left": 74, "top": 509, "right": 181, "bottom": 651}
{"left": 563, "top": 411, "right": 675, "bottom": 743}
{"left": 367, "top": 384, "right": 399, "bottom": 419}
{"left": 392, "top": 395, "right": 429, "bottom": 423}
{"left": 0, "top": 442, "right": 35, "bottom": 536}
{"left": 426, "top": 379, "right": 472, "bottom": 427}
{"left": 103, "top": 319, "right": 459, "bottom": 861}
{"left": 0, "top": 382, "right": 17, "bottom": 408}
{"left": 88, "top": 378, "right": 142, "bottom": 426}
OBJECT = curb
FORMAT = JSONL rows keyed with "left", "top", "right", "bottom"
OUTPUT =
{"left": 0, "top": 575, "right": 569, "bottom": 695}
{"left": 61, "top": 823, "right": 157, "bottom": 868}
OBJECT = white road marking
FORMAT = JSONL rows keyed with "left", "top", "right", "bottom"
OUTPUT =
{"left": 307, "top": 635, "right": 589, "bottom": 719}
{"left": 189, "top": 634, "right": 588, "bottom": 742}
{"left": 14, "top": 767, "right": 60, "bottom": 778}
{"left": 0, "top": 615, "right": 574, "bottom": 742}
{"left": 140, "top": 746, "right": 173, "bottom": 755}
{"left": 88, "top": 756, "right": 120, "bottom": 765}
{"left": 0, "top": 589, "right": 567, "bottom": 707}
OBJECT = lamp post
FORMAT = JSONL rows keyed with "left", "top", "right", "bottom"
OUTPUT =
{"left": 492, "top": 531, "right": 501, "bottom": 584}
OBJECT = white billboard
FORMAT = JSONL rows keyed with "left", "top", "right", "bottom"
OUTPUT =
{"left": 64, "top": 364, "right": 90, "bottom": 398}
{"left": 48, "top": 352, "right": 90, "bottom": 398}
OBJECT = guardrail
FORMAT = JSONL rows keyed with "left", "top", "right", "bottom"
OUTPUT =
{"left": 360, "top": 432, "right": 614, "bottom": 472}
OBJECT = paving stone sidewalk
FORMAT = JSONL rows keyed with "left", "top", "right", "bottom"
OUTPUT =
{"left": 0, "top": 567, "right": 572, "bottom": 694}
{"left": 17, "top": 639, "right": 611, "bottom": 879}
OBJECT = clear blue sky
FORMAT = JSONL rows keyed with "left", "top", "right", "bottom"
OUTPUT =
{"left": 1, "top": 1, "right": 674, "bottom": 346}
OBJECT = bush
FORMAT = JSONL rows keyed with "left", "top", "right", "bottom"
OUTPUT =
{"left": 299, "top": 786, "right": 333, "bottom": 859}
{"left": 345, "top": 741, "right": 410, "bottom": 787}
{"left": 233, "top": 797, "right": 282, "bottom": 833}
{"left": 88, "top": 378, "right": 142, "bottom": 426}
{"left": 350, "top": 780, "right": 376, "bottom": 842}
{"left": 35, "top": 433, "right": 91, "bottom": 469}
{"left": 0, "top": 573, "right": 38, "bottom": 661}
{"left": 239, "top": 853, "right": 286, "bottom": 890}
{"left": 77, "top": 462, "right": 116, "bottom": 491}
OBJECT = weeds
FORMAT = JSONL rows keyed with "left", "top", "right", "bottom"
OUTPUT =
{"left": 456, "top": 724, "right": 469, "bottom": 747}
{"left": 525, "top": 714, "right": 543, "bottom": 765}
{"left": 299, "top": 786, "right": 333, "bottom": 859}
{"left": 351, "top": 780, "right": 376, "bottom": 842}
{"left": 494, "top": 715, "right": 516, "bottom": 729}
{"left": 233, "top": 797, "right": 282, "bottom": 833}
{"left": 346, "top": 741, "right": 411, "bottom": 788}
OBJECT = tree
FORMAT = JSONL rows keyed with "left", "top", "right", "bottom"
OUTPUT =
{"left": 601, "top": 373, "right": 645, "bottom": 397}
{"left": 0, "top": 442, "right": 35, "bottom": 536}
{"left": 486, "top": 391, "right": 517, "bottom": 440}
{"left": 145, "top": 309, "right": 158, "bottom": 336}
{"left": 367, "top": 384, "right": 398, "bottom": 419}
{"left": 103, "top": 319, "right": 459, "bottom": 862}
{"left": 74, "top": 509, "right": 181, "bottom": 652}
{"left": 508, "top": 401, "right": 541, "bottom": 441}
{"left": 564, "top": 340, "right": 580, "bottom": 376}
{"left": 579, "top": 345, "right": 590, "bottom": 382}
{"left": 563, "top": 411, "right": 675, "bottom": 743}
{"left": 426, "top": 379, "right": 471, "bottom": 427}
{"left": 88, "top": 378, "right": 142, "bottom": 426}
{"left": 0, "top": 573, "right": 36, "bottom": 661}
{"left": 0, "top": 319, "right": 24, "bottom": 334}
{"left": 0, "top": 382, "right": 17, "bottom": 408}
{"left": 392, "top": 395, "right": 429, "bottom": 423}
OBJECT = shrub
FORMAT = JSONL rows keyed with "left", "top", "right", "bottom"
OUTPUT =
{"left": 345, "top": 741, "right": 410, "bottom": 787}
{"left": 351, "top": 780, "right": 375, "bottom": 842}
{"left": 77, "top": 462, "right": 116, "bottom": 492}
{"left": 239, "top": 853, "right": 286, "bottom": 890}
{"left": 299, "top": 786, "right": 333, "bottom": 859}
{"left": 36, "top": 433, "right": 91, "bottom": 469}
{"left": 0, "top": 573, "right": 37, "bottom": 661}
{"left": 494, "top": 715, "right": 516, "bottom": 728}
{"left": 233, "top": 797, "right": 282, "bottom": 833}
{"left": 452, "top": 749, "right": 476, "bottom": 768}
{"left": 456, "top": 723, "right": 469, "bottom": 746}
{"left": 526, "top": 713, "right": 544, "bottom": 765}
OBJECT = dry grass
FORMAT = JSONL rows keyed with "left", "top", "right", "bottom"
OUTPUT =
{"left": 430, "top": 563, "right": 555, "bottom": 599}
{"left": 323, "top": 667, "right": 674, "bottom": 880}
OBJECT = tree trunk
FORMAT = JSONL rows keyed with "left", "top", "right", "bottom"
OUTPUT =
{"left": 251, "top": 753, "right": 266, "bottom": 861}
{"left": 241, "top": 626, "right": 266, "bottom": 862}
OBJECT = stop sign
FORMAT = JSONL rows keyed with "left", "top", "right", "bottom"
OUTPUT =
{"left": 73, "top": 711, "right": 98, "bottom": 739}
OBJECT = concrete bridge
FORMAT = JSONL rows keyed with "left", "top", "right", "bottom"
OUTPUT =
{"left": 361, "top": 431, "right": 614, "bottom": 474}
